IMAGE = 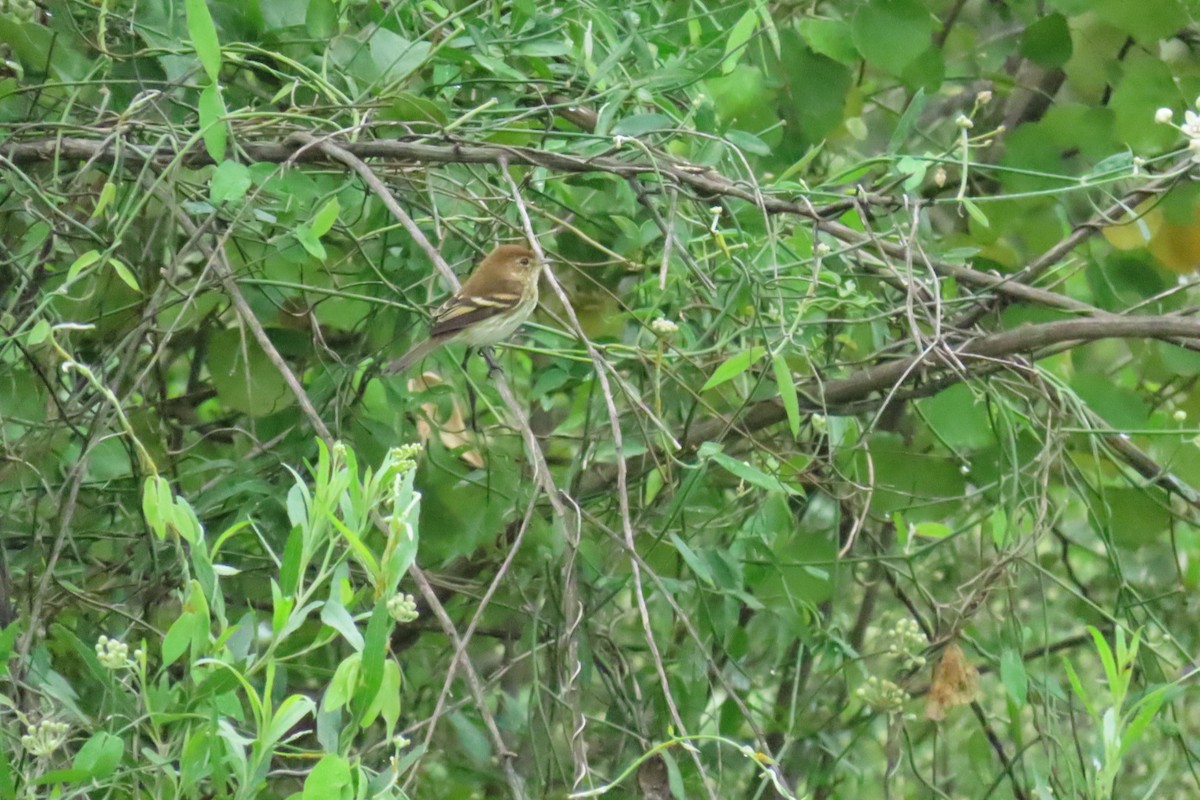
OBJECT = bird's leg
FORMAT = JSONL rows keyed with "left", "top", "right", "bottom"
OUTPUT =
{"left": 481, "top": 347, "right": 502, "bottom": 378}
{"left": 462, "top": 348, "right": 481, "bottom": 432}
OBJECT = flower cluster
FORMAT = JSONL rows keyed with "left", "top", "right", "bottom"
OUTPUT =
{"left": 0, "top": 0, "right": 37, "bottom": 23}
{"left": 95, "top": 635, "right": 141, "bottom": 670}
{"left": 387, "top": 592, "right": 419, "bottom": 623}
{"left": 882, "top": 618, "right": 927, "bottom": 669}
{"left": 391, "top": 443, "right": 422, "bottom": 474}
{"left": 650, "top": 317, "right": 679, "bottom": 336}
{"left": 21, "top": 720, "right": 70, "bottom": 757}
{"left": 855, "top": 675, "right": 910, "bottom": 714}
{"left": 1155, "top": 102, "right": 1200, "bottom": 161}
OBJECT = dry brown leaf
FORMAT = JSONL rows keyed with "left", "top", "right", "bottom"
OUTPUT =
{"left": 926, "top": 641, "right": 980, "bottom": 721}
{"left": 637, "top": 753, "right": 674, "bottom": 800}
{"left": 409, "top": 371, "right": 485, "bottom": 469}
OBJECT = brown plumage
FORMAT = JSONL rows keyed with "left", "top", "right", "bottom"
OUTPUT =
{"left": 384, "top": 244, "right": 542, "bottom": 374}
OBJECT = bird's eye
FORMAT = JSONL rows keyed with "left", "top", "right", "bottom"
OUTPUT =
{"left": 519, "top": 257, "right": 531, "bottom": 266}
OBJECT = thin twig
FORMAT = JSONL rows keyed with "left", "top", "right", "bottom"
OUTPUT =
{"left": 501, "top": 163, "right": 717, "bottom": 800}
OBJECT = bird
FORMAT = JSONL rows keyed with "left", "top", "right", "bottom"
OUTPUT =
{"left": 384, "top": 244, "right": 542, "bottom": 375}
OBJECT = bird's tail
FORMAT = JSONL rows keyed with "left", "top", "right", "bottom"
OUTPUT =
{"left": 383, "top": 337, "right": 444, "bottom": 375}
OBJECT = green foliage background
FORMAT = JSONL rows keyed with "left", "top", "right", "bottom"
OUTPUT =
{"left": 3, "top": 0, "right": 1200, "bottom": 797}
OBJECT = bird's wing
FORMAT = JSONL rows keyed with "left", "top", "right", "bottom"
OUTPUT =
{"left": 429, "top": 280, "right": 526, "bottom": 339}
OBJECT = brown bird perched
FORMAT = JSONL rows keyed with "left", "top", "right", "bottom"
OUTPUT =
{"left": 384, "top": 244, "right": 542, "bottom": 374}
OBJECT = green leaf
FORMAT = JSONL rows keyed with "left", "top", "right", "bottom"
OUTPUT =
{"left": 294, "top": 225, "right": 326, "bottom": 260}
{"left": 279, "top": 526, "right": 304, "bottom": 596}
{"left": 778, "top": 31, "right": 852, "bottom": 148}
{"left": 1110, "top": 57, "right": 1180, "bottom": 153}
{"left": 697, "top": 441, "right": 801, "bottom": 495}
{"left": 999, "top": 649, "right": 1027, "bottom": 706}
{"left": 309, "top": 197, "right": 340, "bottom": 238}
{"left": 0, "top": 16, "right": 87, "bottom": 82}
{"left": 369, "top": 29, "right": 432, "bottom": 85}
{"left": 108, "top": 258, "right": 140, "bottom": 293}
{"left": 961, "top": 197, "right": 990, "bottom": 228}
{"left": 888, "top": 88, "right": 927, "bottom": 153}
{"left": 701, "top": 346, "right": 767, "bottom": 391}
{"left": 361, "top": 659, "right": 402, "bottom": 732}
{"left": 1122, "top": 685, "right": 1171, "bottom": 755}
{"left": 185, "top": 580, "right": 211, "bottom": 657}
{"left": 721, "top": 9, "right": 758, "bottom": 75}
{"left": 772, "top": 354, "right": 801, "bottom": 438}
{"left": 669, "top": 532, "right": 715, "bottom": 586}
{"left": 329, "top": 513, "right": 379, "bottom": 576}
{"left": 66, "top": 249, "right": 102, "bottom": 284}
{"left": 449, "top": 712, "right": 492, "bottom": 765}
{"left": 179, "top": 729, "right": 212, "bottom": 789}
{"left": 353, "top": 604, "right": 391, "bottom": 718}
{"left": 31, "top": 768, "right": 91, "bottom": 787}
{"left": 901, "top": 45, "right": 943, "bottom": 93}
{"left": 775, "top": 145, "right": 824, "bottom": 184}
{"left": 263, "top": 694, "right": 315, "bottom": 750}
{"left": 199, "top": 84, "right": 228, "bottom": 162}
{"left": 664, "top": 751, "right": 686, "bottom": 799}
{"left": 186, "top": 0, "right": 222, "bottom": 82}
{"left": 72, "top": 731, "right": 123, "bottom": 779}
{"left": 612, "top": 113, "right": 674, "bottom": 137}
{"left": 1088, "top": 151, "right": 1133, "bottom": 180}
{"left": 26, "top": 319, "right": 50, "bottom": 346}
{"left": 382, "top": 513, "right": 418, "bottom": 593}
{"left": 1088, "top": 0, "right": 1187, "bottom": 45}
{"left": 323, "top": 653, "right": 361, "bottom": 712}
{"left": 205, "top": 328, "right": 295, "bottom": 417}
{"left": 303, "top": 754, "right": 352, "bottom": 800}
{"left": 798, "top": 17, "right": 858, "bottom": 64}
{"left": 271, "top": 579, "right": 293, "bottom": 635}
{"left": 382, "top": 92, "right": 448, "bottom": 125}
{"left": 379, "top": 660, "right": 403, "bottom": 735}
{"left": 0, "top": 734, "right": 15, "bottom": 795}
{"left": 1021, "top": 13, "right": 1072, "bottom": 69}
{"left": 142, "top": 475, "right": 171, "bottom": 540}
{"left": 896, "top": 155, "right": 927, "bottom": 192}
{"left": 472, "top": 53, "right": 524, "bottom": 81}
{"left": 852, "top": 0, "right": 935, "bottom": 76}
{"left": 726, "top": 129, "right": 771, "bottom": 156}
{"left": 163, "top": 611, "right": 196, "bottom": 667}
{"left": 755, "top": 0, "right": 781, "bottom": 57}
{"left": 91, "top": 181, "right": 117, "bottom": 218}
{"left": 210, "top": 161, "right": 252, "bottom": 205}
{"left": 1062, "top": 656, "right": 1097, "bottom": 718}
{"left": 320, "top": 597, "right": 364, "bottom": 652}
{"left": 1090, "top": 626, "right": 1120, "bottom": 690}
{"left": 918, "top": 383, "right": 996, "bottom": 450}
{"left": 305, "top": 0, "right": 339, "bottom": 39}
{"left": 913, "top": 522, "right": 951, "bottom": 539}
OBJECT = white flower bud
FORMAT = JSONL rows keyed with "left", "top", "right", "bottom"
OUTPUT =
{"left": 650, "top": 318, "right": 679, "bottom": 335}
{"left": 1156, "top": 107, "right": 1175, "bottom": 124}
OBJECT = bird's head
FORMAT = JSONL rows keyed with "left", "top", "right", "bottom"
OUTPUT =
{"left": 484, "top": 244, "right": 542, "bottom": 278}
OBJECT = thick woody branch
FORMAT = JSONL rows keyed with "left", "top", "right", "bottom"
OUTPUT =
{"left": 11, "top": 134, "right": 1190, "bottom": 507}
{"left": 0, "top": 134, "right": 1152, "bottom": 317}
{"left": 580, "top": 315, "right": 1200, "bottom": 498}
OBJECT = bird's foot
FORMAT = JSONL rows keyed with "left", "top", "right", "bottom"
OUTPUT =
{"left": 482, "top": 347, "right": 502, "bottom": 378}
